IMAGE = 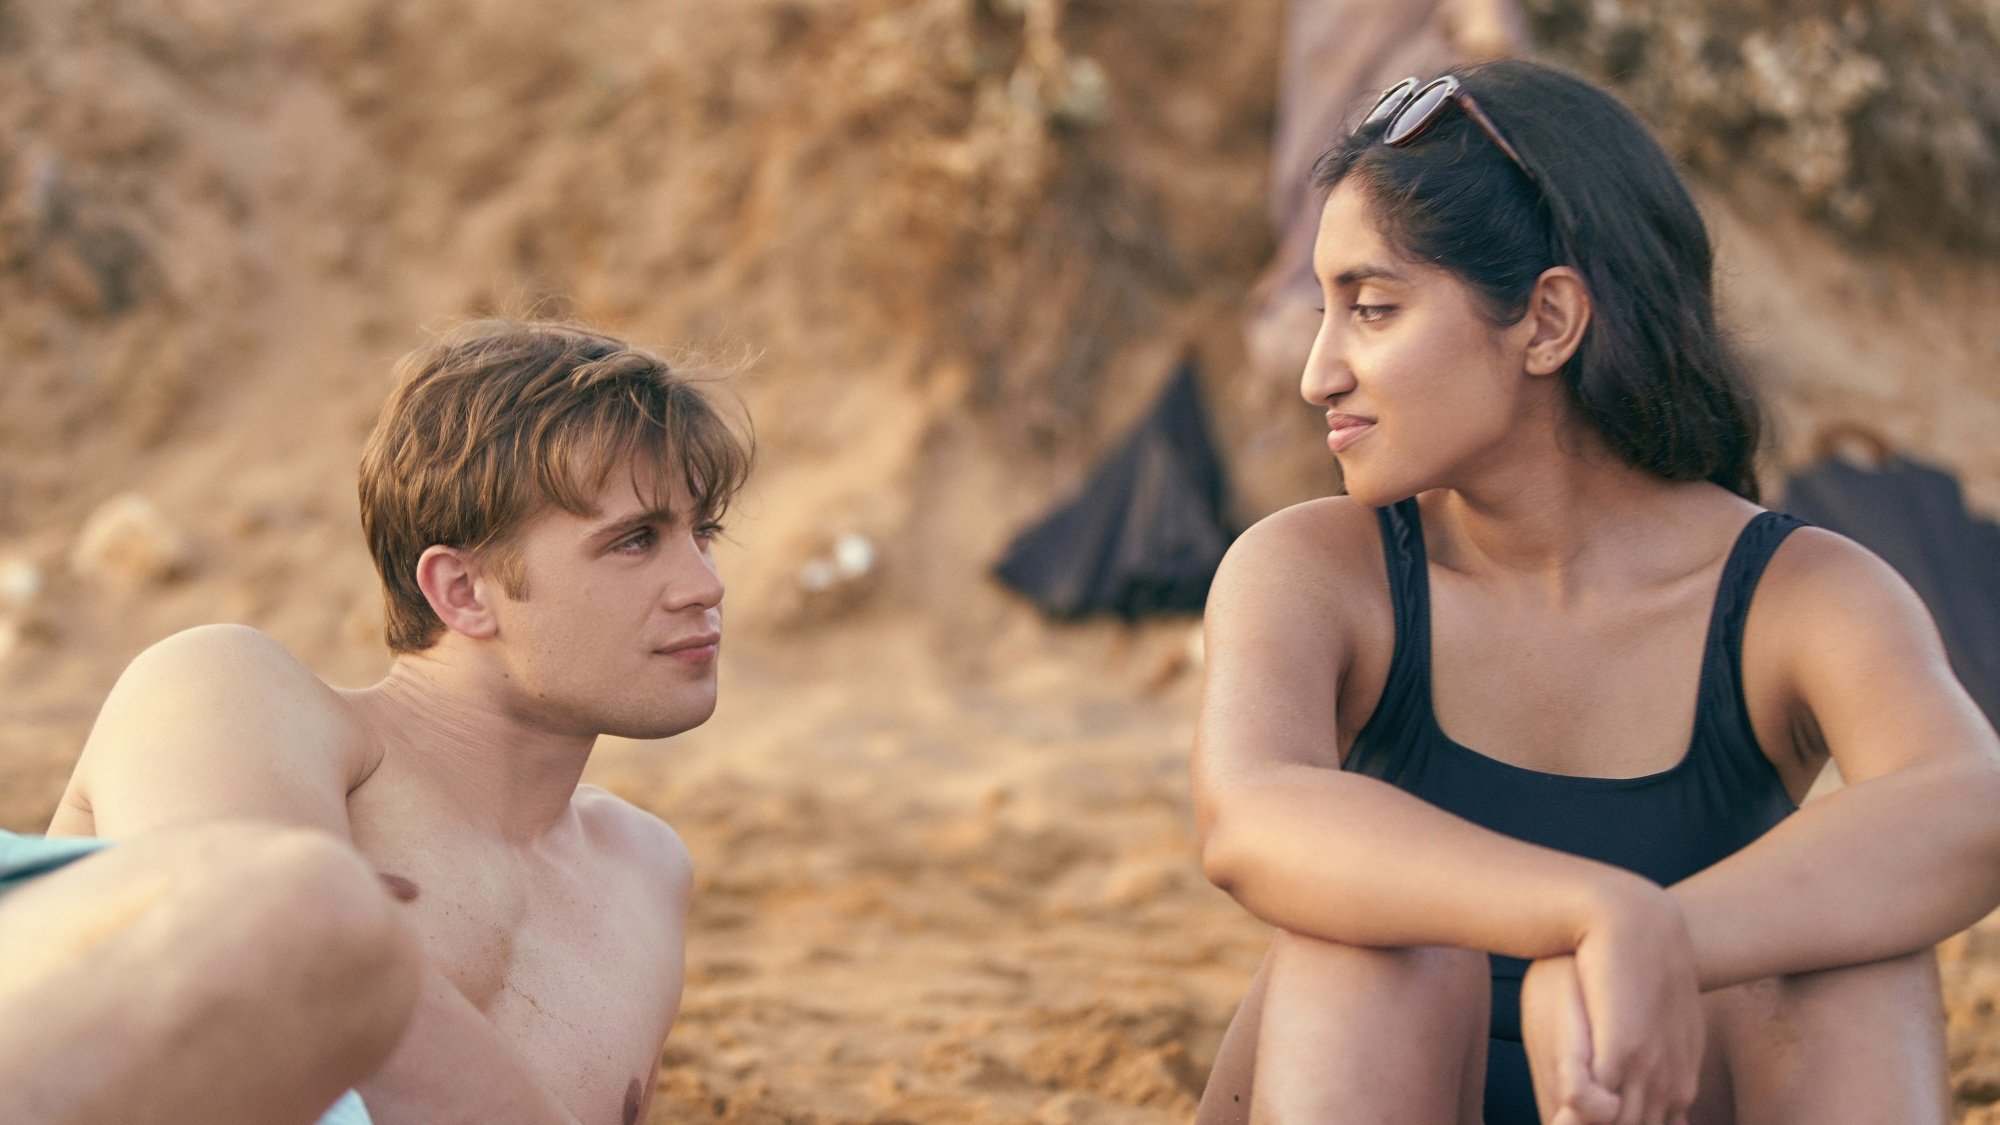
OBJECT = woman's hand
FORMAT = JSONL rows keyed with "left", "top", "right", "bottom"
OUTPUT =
{"left": 1521, "top": 955, "right": 1621, "bottom": 1124}
{"left": 1568, "top": 880, "right": 1705, "bottom": 1124}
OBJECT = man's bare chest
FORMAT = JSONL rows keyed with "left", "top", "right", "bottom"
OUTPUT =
{"left": 352, "top": 810, "right": 677, "bottom": 1121}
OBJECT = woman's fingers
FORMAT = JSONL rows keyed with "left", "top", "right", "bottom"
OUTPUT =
{"left": 1523, "top": 956, "right": 1623, "bottom": 1124}
{"left": 1565, "top": 1080, "right": 1622, "bottom": 1124}
{"left": 1557, "top": 1034, "right": 1620, "bottom": 1122}
{"left": 1610, "top": 1087, "right": 1648, "bottom": 1125}
{"left": 1570, "top": 883, "right": 1705, "bottom": 1125}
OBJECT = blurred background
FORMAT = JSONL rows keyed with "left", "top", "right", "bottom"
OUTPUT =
{"left": 3, "top": 0, "right": 1998, "bottom": 1120}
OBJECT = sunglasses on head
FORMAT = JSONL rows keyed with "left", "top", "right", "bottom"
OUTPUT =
{"left": 1362, "top": 75, "right": 1536, "bottom": 185}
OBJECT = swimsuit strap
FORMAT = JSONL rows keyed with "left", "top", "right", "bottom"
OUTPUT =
{"left": 1694, "top": 509, "right": 1806, "bottom": 777}
{"left": 1345, "top": 498, "right": 1432, "bottom": 772}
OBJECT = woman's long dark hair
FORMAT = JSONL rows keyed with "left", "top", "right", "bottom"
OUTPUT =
{"left": 1313, "top": 59, "right": 1762, "bottom": 500}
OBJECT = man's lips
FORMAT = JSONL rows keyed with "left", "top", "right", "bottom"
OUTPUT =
{"left": 1326, "top": 413, "right": 1376, "bottom": 454}
{"left": 656, "top": 633, "right": 721, "bottom": 662}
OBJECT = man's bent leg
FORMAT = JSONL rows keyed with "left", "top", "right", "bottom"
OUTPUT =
{"left": 1704, "top": 948, "right": 1949, "bottom": 1124}
{"left": 1239, "top": 931, "right": 1488, "bottom": 1125}
{"left": 0, "top": 823, "right": 422, "bottom": 1125}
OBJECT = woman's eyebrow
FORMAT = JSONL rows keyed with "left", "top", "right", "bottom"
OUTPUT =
{"left": 1333, "top": 264, "right": 1407, "bottom": 287}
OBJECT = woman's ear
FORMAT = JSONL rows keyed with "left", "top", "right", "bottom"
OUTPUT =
{"left": 414, "top": 545, "right": 499, "bottom": 640}
{"left": 1522, "top": 266, "right": 1592, "bottom": 377}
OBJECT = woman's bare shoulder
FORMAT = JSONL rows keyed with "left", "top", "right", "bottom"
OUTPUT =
{"left": 1746, "top": 522, "right": 1999, "bottom": 773}
{"left": 1224, "top": 496, "right": 1385, "bottom": 578}
{"left": 1754, "top": 522, "right": 1927, "bottom": 624}
{"left": 1210, "top": 495, "right": 1390, "bottom": 630}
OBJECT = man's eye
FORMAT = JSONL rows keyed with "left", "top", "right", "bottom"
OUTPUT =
{"left": 616, "top": 529, "right": 656, "bottom": 552}
{"left": 694, "top": 522, "right": 724, "bottom": 542}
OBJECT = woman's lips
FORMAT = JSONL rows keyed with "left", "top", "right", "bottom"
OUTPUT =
{"left": 1326, "top": 415, "right": 1376, "bottom": 454}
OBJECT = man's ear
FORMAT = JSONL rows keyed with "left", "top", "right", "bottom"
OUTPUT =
{"left": 414, "top": 546, "right": 499, "bottom": 640}
{"left": 1522, "top": 266, "right": 1592, "bottom": 377}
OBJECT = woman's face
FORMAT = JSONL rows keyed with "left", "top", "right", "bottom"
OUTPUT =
{"left": 1302, "top": 180, "right": 1538, "bottom": 506}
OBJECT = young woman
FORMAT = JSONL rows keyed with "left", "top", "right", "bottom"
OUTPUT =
{"left": 1191, "top": 59, "right": 2000, "bottom": 1125}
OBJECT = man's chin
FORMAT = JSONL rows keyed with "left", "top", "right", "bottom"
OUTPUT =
{"left": 605, "top": 699, "right": 717, "bottom": 742}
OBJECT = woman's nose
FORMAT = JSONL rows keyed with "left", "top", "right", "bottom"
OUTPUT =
{"left": 1299, "top": 322, "right": 1355, "bottom": 406}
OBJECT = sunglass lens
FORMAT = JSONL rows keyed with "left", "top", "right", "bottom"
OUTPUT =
{"left": 1384, "top": 79, "right": 1453, "bottom": 146}
{"left": 1363, "top": 78, "right": 1419, "bottom": 128}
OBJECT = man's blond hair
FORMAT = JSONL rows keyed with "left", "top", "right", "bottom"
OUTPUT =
{"left": 358, "top": 320, "right": 753, "bottom": 653}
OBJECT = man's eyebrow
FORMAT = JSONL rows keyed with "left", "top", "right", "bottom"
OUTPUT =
{"left": 588, "top": 507, "right": 679, "bottom": 540}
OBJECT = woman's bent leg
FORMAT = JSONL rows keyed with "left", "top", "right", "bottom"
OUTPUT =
{"left": 1704, "top": 948, "right": 1948, "bottom": 1124}
{"left": 1201, "top": 930, "right": 1488, "bottom": 1125}
{"left": 1195, "top": 947, "right": 1272, "bottom": 1125}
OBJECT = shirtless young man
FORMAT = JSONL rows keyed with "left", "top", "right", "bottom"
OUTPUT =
{"left": 30, "top": 320, "right": 752, "bottom": 1125}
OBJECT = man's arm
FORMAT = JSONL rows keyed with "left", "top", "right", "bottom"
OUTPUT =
{"left": 1671, "top": 529, "right": 2000, "bottom": 990}
{"left": 69, "top": 625, "right": 584, "bottom": 1125}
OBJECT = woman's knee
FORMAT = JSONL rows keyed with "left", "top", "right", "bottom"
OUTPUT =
{"left": 1266, "top": 931, "right": 1487, "bottom": 1005}
{"left": 1259, "top": 933, "right": 1489, "bottom": 1058}
{"left": 1254, "top": 935, "right": 1488, "bottom": 1123}
{"left": 1710, "top": 949, "right": 1948, "bottom": 1123}
{"left": 1744, "top": 948, "right": 1942, "bottom": 1028}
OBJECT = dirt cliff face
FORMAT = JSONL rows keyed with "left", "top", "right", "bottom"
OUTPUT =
{"left": 1528, "top": 0, "right": 2000, "bottom": 251}
{"left": 2, "top": 0, "right": 1993, "bottom": 672}
{"left": 0, "top": 0, "right": 1296, "bottom": 642}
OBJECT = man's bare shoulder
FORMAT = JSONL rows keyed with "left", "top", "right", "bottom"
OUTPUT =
{"left": 118, "top": 623, "right": 330, "bottom": 689}
{"left": 574, "top": 785, "right": 694, "bottom": 905}
{"left": 101, "top": 624, "right": 358, "bottom": 731}
{"left": 62, "top": 625, "right": 374, "bottom": 836}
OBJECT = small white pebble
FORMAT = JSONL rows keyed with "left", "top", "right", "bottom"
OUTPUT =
{"left": 0, "top": 559, "right": 42, "bottom": 606}
{"left": 831, "top": 533, "right": 876, "bottom": 579}
{"left": 797, "top": 560, "right": 836, "bottom": 593}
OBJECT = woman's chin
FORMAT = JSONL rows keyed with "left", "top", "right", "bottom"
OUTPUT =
{"left": 1335, "top": 469, "right": 1416, "bottom": 510}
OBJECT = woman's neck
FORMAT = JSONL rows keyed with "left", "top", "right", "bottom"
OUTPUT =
{"left": 1421, "top": 453, "right": 1749, "bottom": 605}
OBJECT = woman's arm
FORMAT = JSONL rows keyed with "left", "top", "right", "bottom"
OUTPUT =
{"left": 1193, "top": 501, "right": 1659, "bottom": 961}
{"left": 1669, "top": 529, "right": 2000, "bottom": 991}
{"left": 1197, "top": 501, "right": 1707, "bottom": 1116}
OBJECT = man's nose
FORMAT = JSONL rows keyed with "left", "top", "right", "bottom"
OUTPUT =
{"left": 666, "top": 537, "right": 724, "bottom": 610}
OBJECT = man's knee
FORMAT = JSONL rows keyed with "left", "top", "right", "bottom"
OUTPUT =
{"left": 218, "top": 829, "right": 417, "bottom": 982}
{"left": 171, "top": 826, "right": 421, "bottom": 1039}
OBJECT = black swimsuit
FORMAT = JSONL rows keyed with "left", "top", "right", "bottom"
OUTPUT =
{"left": 1341, "top": 498, "right": 1803, "bottom": 1123}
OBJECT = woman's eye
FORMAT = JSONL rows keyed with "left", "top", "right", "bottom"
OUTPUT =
{"left": 1350, "top": 303, "right": 1395, "bottom": 323}
{"left": 694, "top": 522, "right": 724, "bottom": 543}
